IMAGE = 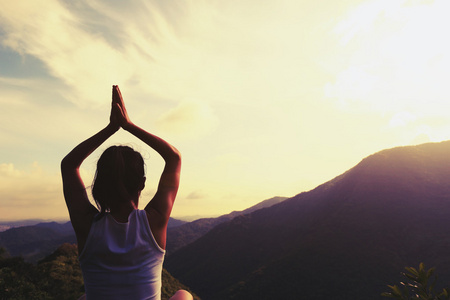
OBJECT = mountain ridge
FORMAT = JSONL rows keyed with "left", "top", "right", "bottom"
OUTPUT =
{"left": 0, "top": 216, "right": 187, "bottom": 262}
{"left": 0, "top": 198, "right": 286, "bottom": 262}
{"left": 165, "top": 141, "right": 450, "bottom": 299}
{"left": 166, "top": 196, "right": 287, "bottom": 254}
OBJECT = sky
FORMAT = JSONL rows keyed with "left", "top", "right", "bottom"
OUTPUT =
{"left": 1, "top": 0, "right": 450, "bottom": 221}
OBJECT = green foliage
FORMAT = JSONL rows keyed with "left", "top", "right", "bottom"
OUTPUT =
{"left": 0, "top": 244, "right": 83, "bottom": 300}
{"left": 382, "top": 263, "right": 450, "bottom": 300}
{"left": 0, "top": 247, "right": 9, "bottom": 259}
{"left": 37, "top": 244, "right": 85, "bottom": 300}
{"left": 0, "top": 244, "right": 199, "bottom": 300}
{"left": 0, "top": 255, "right": 51, "bottom": 300}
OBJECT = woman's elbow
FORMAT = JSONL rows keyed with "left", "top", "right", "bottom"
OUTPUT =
{"left": 170, "top": 145, "right": 181, "bottom": 160}
{"left": 60, "top": 155, "right": 76, "bottom": 173}
{"left": 167, "top": 148, "right": 181, "bottom": 166}
{"left": 172, "top": 149, "right": 182, "bottom": 165}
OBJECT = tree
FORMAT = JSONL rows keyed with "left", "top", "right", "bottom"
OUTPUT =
{"left": 0, "top": 244, "right": 199, "bottom": 299}
{"left": 382, "top": 263, "right": 450, "bottom": 300}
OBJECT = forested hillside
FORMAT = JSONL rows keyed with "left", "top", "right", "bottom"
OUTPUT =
{"left": 166, "top": 196, "right": 287, "bottom": 254}
{"left": 0, "top": 244, "right": 199, "bottom": 300}
{"left": 166, "top": 141, "right": 450, "bottom": 299}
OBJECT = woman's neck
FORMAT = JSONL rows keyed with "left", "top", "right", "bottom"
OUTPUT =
{"left": 109, "top": 201, "right": 138, "bottom": 223}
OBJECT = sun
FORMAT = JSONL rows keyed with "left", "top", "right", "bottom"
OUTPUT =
{"left": 325, "top": 0, "right": 450, "bottom": 131}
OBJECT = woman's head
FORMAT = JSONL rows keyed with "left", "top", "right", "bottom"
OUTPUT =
{"left": 92, "top": 145, "right": 145, "bottom": 212}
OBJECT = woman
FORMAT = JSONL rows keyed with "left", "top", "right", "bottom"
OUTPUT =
{"left": 61, "top": 85, "right": 192, "bottom": 300}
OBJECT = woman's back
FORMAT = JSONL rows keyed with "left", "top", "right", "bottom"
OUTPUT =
{"left": 79, "top": 209, "right": 165, "bottom": 300}
{"left": 61, "top": 86, "right": 190, "bottom": 300}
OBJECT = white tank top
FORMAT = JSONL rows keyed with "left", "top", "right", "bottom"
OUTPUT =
{"left": 79, "top": 209, "right": 165, "bottom": 300}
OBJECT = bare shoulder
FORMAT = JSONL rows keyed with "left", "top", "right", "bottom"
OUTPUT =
{"left": 71, "top": 208, "right": 98, "bottom": 253}
{"left": 145, "top": 208, "right": 169, "bottom": 250}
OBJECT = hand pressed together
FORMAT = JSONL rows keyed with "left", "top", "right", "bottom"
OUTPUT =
{"left": 111, "top": 85, "right": 133, "bottom": 130}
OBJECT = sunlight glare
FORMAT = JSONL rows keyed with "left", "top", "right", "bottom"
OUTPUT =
{"left": 327, "top": 0, "right": 450, "bottom": 116}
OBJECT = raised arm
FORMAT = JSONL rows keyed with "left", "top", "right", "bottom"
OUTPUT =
{"left": 61, "top": 89, "right": 120, "bottom": 251}
{"left": 61, "top": 123, "right": 118, "bottom": 213}
{"left": 126, "top": 123, "right": 181, "bottom": 216}
{"left": 113, "top": 86, "right": 181, "bottom": 246}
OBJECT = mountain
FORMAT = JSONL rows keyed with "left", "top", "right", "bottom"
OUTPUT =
{"left": 165, "top": 141, "right": 450, "bottom": 299}
{"left": 0, "top": 219, "right": 66, "bottom": 232}
{"left": 0, "top": 221, "right": 77, "bottom": 263}
{"left": 168, "top": 217, "right": 188, "bottom": 228}
{"left": 166, "top": 197, "right": 287, "bottom": 255}
{"left": 0, "top": 217, "right": 185, "bottom": 262}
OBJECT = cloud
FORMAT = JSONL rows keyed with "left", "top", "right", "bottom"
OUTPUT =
{"left": 388, "top": 111, "right": 416, "bottom": 128}
{"left": 0, "top": 0, "right": 132, "bottom": 106}
{"left": 185, "top": 190, "right": 207, "bottom": 200}
{"left": 156, "top": 100, "right": 219, "bottom": 139}
{"left": 324, "top": 66, "right": 379, "bottom": 108}
{"left": 0, "top": 0, "right": 326, "bottom": 108}
{"left": 333, "top": 0, "right": 402, "bottom": 46}
{"left": 0, "top": 163, "right": 21, "bottom": 178}
{"left": 0, "top": 0, "right": 195, "bottom": 106}
{"left": 0, "top": 162, "right": 67, "bottom": 220}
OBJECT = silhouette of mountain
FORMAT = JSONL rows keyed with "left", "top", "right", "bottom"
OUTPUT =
{"left": 0, "top": 217, "right": 185, "bottom": 262}
{"left": 0, "top": 221, "right": 77, "bottom": 263}
{"left": 166, "top": 197, "right": 287, "bottom": 254}
{"left": 0, "top": 219, "right": 66, "bottom": 232}
{"left": 168, "top": 217, "right": 187, "bottom": 228}
{"left": 165, "top": 141, "right": 450, "bottom": 299}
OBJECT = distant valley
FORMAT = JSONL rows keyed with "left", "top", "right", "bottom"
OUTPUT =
{"left": 0, "top": 219, "right": 68, "bottom": 232}
{"left": 0, "top": 197, "right": 286, "bottom": 262}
